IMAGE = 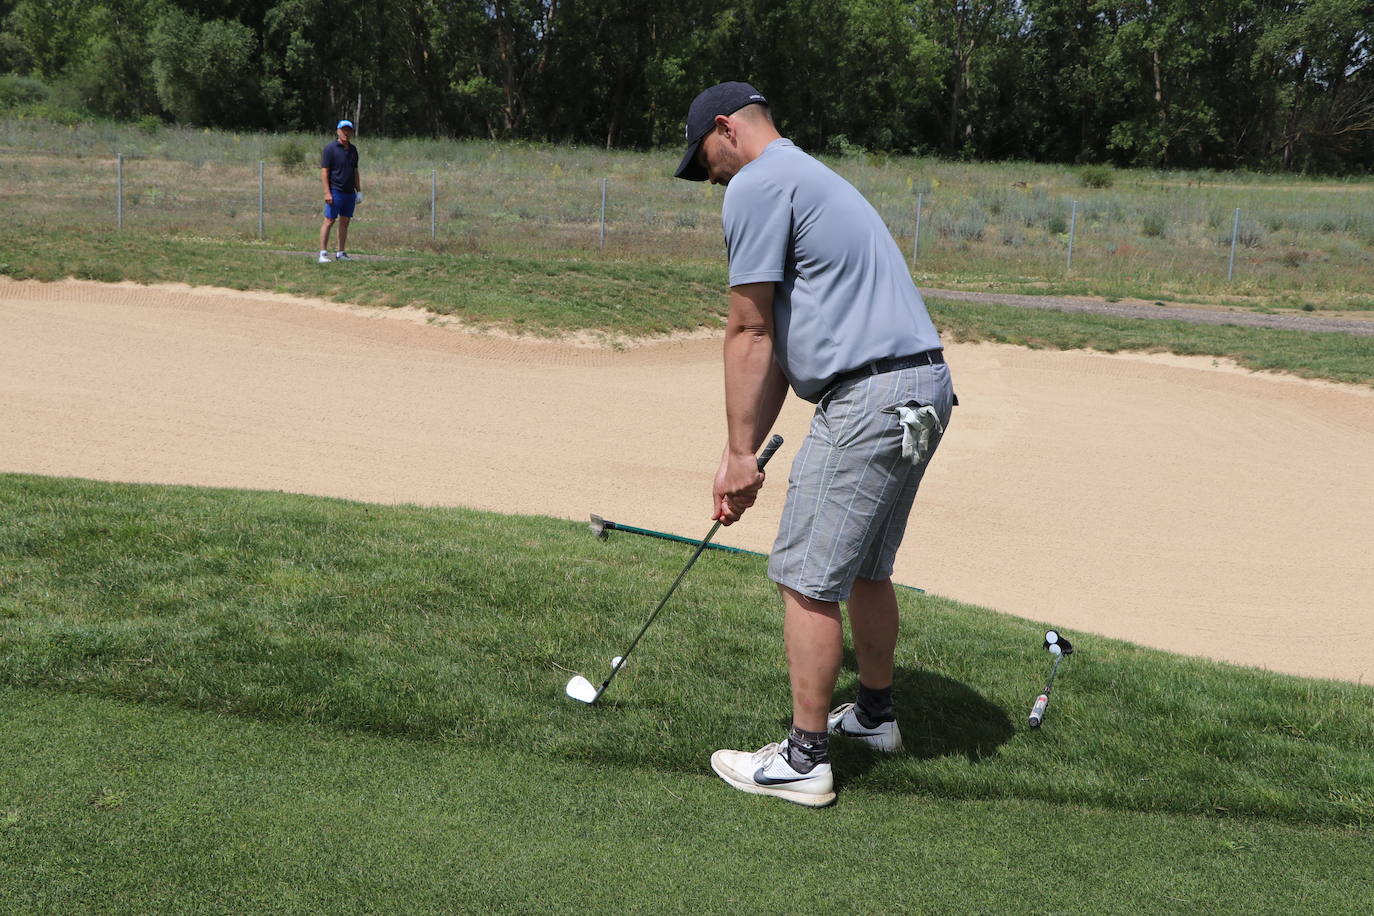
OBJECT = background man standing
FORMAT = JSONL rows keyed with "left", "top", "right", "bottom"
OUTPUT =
{"left": 675, "top": 82, "right": 956, "bottom": 808}
{"left": 319, "top": 119, "right": 361, "bottom": 263}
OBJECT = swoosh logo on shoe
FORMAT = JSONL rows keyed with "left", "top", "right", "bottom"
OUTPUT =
{"left": 752, "top": 768, "right": 812, "bottom": 786}
{"left": 836, "top": 725, "right": 884, "bottom": 736}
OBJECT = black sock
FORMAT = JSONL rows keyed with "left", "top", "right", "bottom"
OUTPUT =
{"left": 786, "top": 724, "right": 829, "bottom": 771}
{"left": 856, "top": 682, "right": 894, "bottom": 727}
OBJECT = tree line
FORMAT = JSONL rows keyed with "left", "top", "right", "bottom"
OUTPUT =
{"left": 1, "top": 0, "right": 1371, "bottom": 173}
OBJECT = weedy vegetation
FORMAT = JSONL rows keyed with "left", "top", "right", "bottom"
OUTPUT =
{"left": 2, "top": 117, "right": 1373, "bottom": 312}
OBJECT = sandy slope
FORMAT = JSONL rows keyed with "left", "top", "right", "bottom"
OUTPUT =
{"left": 3, "top": 278, "right": 1371, "bottom": 683}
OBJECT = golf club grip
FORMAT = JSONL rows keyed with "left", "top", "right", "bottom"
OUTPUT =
{"left": 756, "top": 434, "right": 784, "bottom": 470}
{"left": 1028, "top": 694, "right": 1049, "bottom": 727}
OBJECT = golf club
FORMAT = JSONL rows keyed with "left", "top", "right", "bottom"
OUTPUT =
{"left": 565, "top": 433, "right": 784, "bottom": 705}
{"left": 1027, "top": 629, "right": 1074, "bottom": 728}
{"left": 588, "top": 515, "right": 763, "bottom": 556}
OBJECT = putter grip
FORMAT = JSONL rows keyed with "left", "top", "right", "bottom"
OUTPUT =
{"left": 756, "top": 434, "right": 784, "bottom": 470}
{"left": 1028, "top": 694, "right": 1049, "bottom": 728}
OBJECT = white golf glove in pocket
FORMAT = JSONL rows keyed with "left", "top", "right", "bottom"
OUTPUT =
{"left": 882, "top": 401, "right": 944, "bottom": 466}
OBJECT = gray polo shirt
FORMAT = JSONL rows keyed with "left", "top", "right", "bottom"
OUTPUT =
{"left": 723, "top": 139, "right": 941, "bottom": 401}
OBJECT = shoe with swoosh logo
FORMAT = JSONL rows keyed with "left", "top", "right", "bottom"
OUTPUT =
{"left": 710, "top": 739, "right": 835, "bottom": 807}
{"left": 827, "top": 703, "right": 903, "bottom": 752}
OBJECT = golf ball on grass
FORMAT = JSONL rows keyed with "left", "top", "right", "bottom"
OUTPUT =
{"left": 611, "top": 656, "right": 626, "bottom": 671}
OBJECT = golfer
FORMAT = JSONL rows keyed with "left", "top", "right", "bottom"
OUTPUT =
{"left": 319, "top": 119, "right": 361, "bottom": 263}
{"left": 675, "top": 83, "right": 956, "bottom": 807}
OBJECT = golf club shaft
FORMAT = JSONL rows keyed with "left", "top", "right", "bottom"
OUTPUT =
{"left": 593, "top": 519, "right": 721, "bottom": 695}
{"left": 1045, "top": 653, "right": 1062, "bottom": 693}
{"left": 601, "top": 519, "right": 763, "bottom": 556}
{"left": 1028, "top": 654, "right": 1063, "bottom": 727}
{"left": 592, "top": 434, "right": 783, "bottom": 697}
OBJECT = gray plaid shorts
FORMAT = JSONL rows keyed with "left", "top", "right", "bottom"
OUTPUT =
{"left": 767, "top": 361, "right": 955, "bottom": 602}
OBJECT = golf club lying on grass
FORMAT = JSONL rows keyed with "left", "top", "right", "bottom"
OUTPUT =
{"left": 1028, "top": 629, "right": 1074, "bottom": 728}
{"left": 565, "top": 434, "right": 784, "bottom": 705}
{"left": 588, "top": 515, "right": 764, "bottom": 556}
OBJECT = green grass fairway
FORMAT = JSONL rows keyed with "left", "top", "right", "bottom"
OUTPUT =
{"left": 2, "top": 474, "right": 1372, "bottom": 912}
{"left": 5, "top": 688, "right": 1369, "bottom": 915}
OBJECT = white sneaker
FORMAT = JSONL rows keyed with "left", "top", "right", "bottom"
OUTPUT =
{"left": 828, "top": 703, "right": 903, "bottom": 752}
{"left": 317, "top": 252, "right": 330, "bottom": 264}
{"left": 710, "top": 739, "right": 835, "bottom": 808}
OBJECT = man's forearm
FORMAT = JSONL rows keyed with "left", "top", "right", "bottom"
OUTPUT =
{"left": 725, "top": 313, "right": 791, "bottom": 455}
{"left": 713, "top": 284, "right": 785, "bottom": 523}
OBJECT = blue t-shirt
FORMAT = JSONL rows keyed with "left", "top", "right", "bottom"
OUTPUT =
{"left": 320, "top": 140, "right": 359, "bottom": 193}
{"left": 722, "top": 139, "right": 942, "bottom": 401}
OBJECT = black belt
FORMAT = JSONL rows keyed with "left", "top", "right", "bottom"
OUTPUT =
{"left": 827, "top": 350, "right": 944, "bottom": 392}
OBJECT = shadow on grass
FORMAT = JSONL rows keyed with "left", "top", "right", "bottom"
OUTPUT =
{"left": 826, "top": 660, "right": 1014, "bottom": 787}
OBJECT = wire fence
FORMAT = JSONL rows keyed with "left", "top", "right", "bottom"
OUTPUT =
{"left": 4, "top": 148, "right": 1373, "bottom": 301}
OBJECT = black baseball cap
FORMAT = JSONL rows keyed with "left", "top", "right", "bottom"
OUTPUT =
{"left": 674, "top": 82, "right": 768, "bottom": 181}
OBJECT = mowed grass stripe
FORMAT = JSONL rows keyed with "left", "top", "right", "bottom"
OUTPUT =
{"left": 2, "top": 230, "right": 1371, "bottom": 385}
{"left": 0, "top": 228, "right": 728, "bottom": 337}
{"left": 2, "top": 473, "right": 1372, "bottom": 834}
{"left": 3, "top": 687, "right": 1370, "bottom": 915}
{"left": 926, "top": 298, "right": 1374, "bottom": 386}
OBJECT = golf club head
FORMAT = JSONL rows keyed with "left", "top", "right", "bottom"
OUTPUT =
{"left": 588, "top": 514, "right": 610, "bottom": 540}
{"left": 1044, "top": 630, "right": 1074, "bottom": 655}
{"left": 565, "top": 674, "right": 601, "bottom": 704}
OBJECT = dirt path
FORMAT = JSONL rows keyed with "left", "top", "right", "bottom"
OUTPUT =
{"left": 4, "top": 278, "right": 1372, "bottom": 684}
{"left": 923, "top": 288, "right": 1374, "bottom": 336}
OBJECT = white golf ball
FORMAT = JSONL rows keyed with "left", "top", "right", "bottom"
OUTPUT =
{"left": 1049, "top": 643, "right": 1062, "bottom": 657}
{"left": 611, "top": 656, "right": 626, "bottom": 670}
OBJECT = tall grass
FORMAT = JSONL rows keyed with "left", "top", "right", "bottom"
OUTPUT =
{"left": 3, "top": 117, "right": 1372, "bottom": 307}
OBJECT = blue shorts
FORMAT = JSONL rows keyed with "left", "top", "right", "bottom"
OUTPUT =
{"left": 767, "top": 361, "right": 955, "bottom": 602}
{"left": 325, "top": 193, "right": 357, "bottom": 219}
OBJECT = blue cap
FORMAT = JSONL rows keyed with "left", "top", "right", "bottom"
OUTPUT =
{"left": 336, "top": 119, "right": 354, "bottom": 130}
{"left": 674, "top": 82, "right": 767, "bottom": 181}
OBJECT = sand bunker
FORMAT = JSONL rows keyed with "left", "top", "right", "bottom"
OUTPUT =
{"left": 3, "top": 278, "right": 1371, "bottom": 683}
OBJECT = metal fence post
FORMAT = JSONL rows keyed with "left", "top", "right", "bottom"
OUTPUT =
{"left": 1067, "top": 200, "right": 1078, "bottom": 271}
{"left": 599, "top": 178, "right": 608, "bottom": 251}
{"left": 258, "top": 160, "right": 265, "bottom": 239}
{"left": 117, "top": 153, "right": 124, "bottom": 229}
{"left": 1228, "top": 207, "right": 1241, "bottom": 281}
{"left": 431, "top": 169, "right": 437, "bottom": 240}
{"left": 911, "top": 191, "right": 923, "bottom": 268}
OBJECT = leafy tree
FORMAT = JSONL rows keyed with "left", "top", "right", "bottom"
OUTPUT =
{"left": 70, "top": 0, "right": 164, "bottom": 119}
{"left": 1008, "top": 0, "right": 1119, "bottom": 163}
{"left": 912, "top": 0, "right": 1022, "bottom": 156}
{"left": 6, "top": 0, "right": 96, "bottom": 79}
{"left": 150, "top": 5, "right": 258, "bottom": 125}
{"left": 1097, "top": 0, "right": 1227, "bottom": 167}
{"left": 0, "top": 0, "right": 1368, "bottom": 172}
{"left": 1255, "top": 0, "right": 1374, "bottom": 170}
